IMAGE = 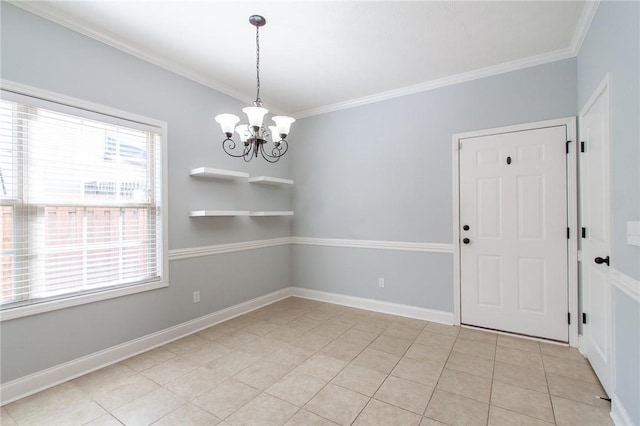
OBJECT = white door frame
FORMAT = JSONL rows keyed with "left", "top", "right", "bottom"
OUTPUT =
{"left": 452, "top": 117, "right": 579, "bottom": 346}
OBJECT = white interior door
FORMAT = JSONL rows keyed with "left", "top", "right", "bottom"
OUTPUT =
{"left": 459, "top": 125, "right": 569, "bottom": 341}
{"left": 580, "top": 78, "right": 612, "bottom": 394}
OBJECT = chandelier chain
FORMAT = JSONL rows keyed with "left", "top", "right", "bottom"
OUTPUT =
{"left": 255, "top": 25, "right": 261, "bottom": 105}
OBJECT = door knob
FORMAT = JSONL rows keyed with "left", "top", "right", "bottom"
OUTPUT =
{"left": 594, "top": 256, "right": 610, "bottom": 266}
{"left": 463, "top": 238, "right": 470, "bottom": 244}
{"left": 463, "top": 225, "right": 470, "bottom": 231}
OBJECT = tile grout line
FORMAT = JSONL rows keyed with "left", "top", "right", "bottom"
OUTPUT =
{"left": 9, "top": 299, "right": 611, "bottom": 426}
{"left": 226, "top": 306, "right": 349, "bottom": 424}
{"left": 541, "top": 353, "right": 559, "bottom": 425}
{"left": 488, "top": 334, "right": 497, "bottom": 426}
{"left": 492, "top": 341, "right": 559, "bottom": 425}
{"left": 423, "top": 327, "right": 465, "bottom": 424}
{"left": 350, "top": 320, "right": 429, "bottom": 424}
{"left": 228, "top": 305, "right": 371, "bottom": 425}
{"left": 259, "top": 303, "right": 345, "bottom": 425}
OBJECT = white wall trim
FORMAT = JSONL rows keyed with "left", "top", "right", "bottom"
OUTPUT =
{"left": 291, "top": 237, "right": 454, "bottom": 254}
{"left": 0, "top": 288, "right": 292, "bottom": 406}
{"left": 0, "top": 79, "right": 166, "bottom": 129}
{"left": 0, "top": 281, "right": 168, "bottom": 323}
{"left": 293, "top": 48, "right": 575, "bottom": 118}
{"left": 452, "top": 117, "right": 579, "bottom": 345}
{"left": 570, "top": 0, "right": 601, "bottom": 55}
{"left": 580, "top": 73, "right": 611, "bottom": 118}
{"left": 291, "top": 287, "right": 455, "bottom": 325}
{"left": 168, "top": 237, "right": 291, "bottom": 261}
{"left": 166, "top": 237, "right": 454, "bottom": 262}
{"left": 0, "top": 286, "right": 455, "bottom": 405}
{"left": 9, "top": 1, "right": 589, "bottom": 120}
{"left": 610, "top": 268, "right": 640, "bottom": 302}
{"left": 3, "top": 1, "right": 277, "bottom": 115}
{"left": 611, "top": 394, "right": 634, "bottom": 426}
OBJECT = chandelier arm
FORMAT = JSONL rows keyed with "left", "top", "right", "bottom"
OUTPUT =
{"left": 276, "top": 139, "right": 289, "bottom": 157}
{"left": 222, "top": 138, "right": 249, "bottom": 158}
{"left": 243, "top": 143, "right": 254, "bottom": 162}
{"left": 259, "top": 142, "right": 282, "bottom": 163}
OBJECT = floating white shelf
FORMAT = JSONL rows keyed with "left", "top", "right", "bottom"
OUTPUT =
{"left": 189, "top": 210, "right": 250, "bottom": 217}
{"left": 190, "top": 167, "right": 249, "bottom": 180}
{"left": 249, "top": 211, "right": 294, "bottom": 217}
{"left": 248, "top": 176, "right": 294, "bottom": 186}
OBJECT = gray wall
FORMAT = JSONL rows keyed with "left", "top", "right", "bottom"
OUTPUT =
{"left": 577, "top": 2, "right": 640, "bottom": 423}
{"left": 292, "top": 59, "right": 577, "bottom": 310}
{"left": 2, "top": 9, "right": 638, "bottom": 421}
{"left": 293, "top": 246, "right": 454, "bottom": 312}
{"left": 0, "top": 3, "right": 292, "bottom": 383}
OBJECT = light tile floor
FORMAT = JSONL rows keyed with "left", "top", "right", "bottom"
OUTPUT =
{"left": 1, "top": 297, "right": 613, "bottom": 426}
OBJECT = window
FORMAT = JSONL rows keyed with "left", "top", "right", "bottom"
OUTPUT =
{"left": 0, "top": 85, "right": 167, "bottom": 319}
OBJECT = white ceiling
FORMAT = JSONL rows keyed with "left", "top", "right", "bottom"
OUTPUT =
{"left": 15, "top": 1, "right": 590, "bottom": 117}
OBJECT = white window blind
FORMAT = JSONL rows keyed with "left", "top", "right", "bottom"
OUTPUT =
{"left": 0, "top": 88, "right": 164, "bottom": 313}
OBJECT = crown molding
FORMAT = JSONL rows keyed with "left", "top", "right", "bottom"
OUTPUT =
{"left": 8, "top": 0, "right": 599, "bottom": 120}
{"left": 5, "top": 1, "right": 259, "bottom": 109}
{"left": 290, "top": 1, "right": 601, "bottom": 119}
{"left": 292, "top": 47, "right": 575, "bottom": 118}
{"left": 570, "top": 0, "right": 601, "bottom": 56}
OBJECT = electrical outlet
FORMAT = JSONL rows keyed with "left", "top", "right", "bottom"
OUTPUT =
{"left": 628, "top": 221, "right": 640, "bottom": 246}
{"left": 193, "top": 291, "right": 200, "bottom": 303}
{"left": 378, "top": 278, "right": 385, "bottom": 288}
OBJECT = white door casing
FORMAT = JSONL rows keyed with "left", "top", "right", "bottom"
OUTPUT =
{"left": 453, "top": 118, "right": 578, "bottom": 344}
{"left": 579, "top": 75, "right": 612, "bottom": 394}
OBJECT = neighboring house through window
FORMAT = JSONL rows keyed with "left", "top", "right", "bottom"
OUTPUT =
{"left": 0, "top": 84, "right": 167, "bottom": 319}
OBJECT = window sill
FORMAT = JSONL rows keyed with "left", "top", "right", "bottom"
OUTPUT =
{"left": 0, "top": 280, "right": 168, "bottom": 322}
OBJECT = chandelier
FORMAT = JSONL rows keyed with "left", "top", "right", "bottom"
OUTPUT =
{"left": 215, "top": 15, "right": 295, "bottom": 163}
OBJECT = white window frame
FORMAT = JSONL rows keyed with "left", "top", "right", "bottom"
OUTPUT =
{"left": 0, "top": 80, "right": 169, "bottom": 321}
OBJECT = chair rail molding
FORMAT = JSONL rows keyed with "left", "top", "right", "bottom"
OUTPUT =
{"left": 169, "top": 237, "right": 455, "bottom": 262}
{"left": 291, "top": 237, "right": 454, "bottom": 254}
{"left": 610, "top": 268, "right": 640, "bottom": 302}
{"left": 168, "top": 237, "right": 291, "bottom": 261}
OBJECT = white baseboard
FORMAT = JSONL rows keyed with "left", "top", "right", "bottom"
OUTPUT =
{"left": 291, "top": 287, "right": 455, "bottom": 325}
{"left": 610, "top": 394, "right": 635, "bottom": 426}
{"left": 0, "top": 288, "right": 292, "bottom": 406}
{"left": 0, "top": 286, "right": 455, "bottom": 405}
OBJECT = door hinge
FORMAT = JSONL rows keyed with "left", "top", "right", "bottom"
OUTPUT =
{"left": 567, "top": 228, "right": 570, "bottom": 239}
{"left": 568, "top": 312, "right": 571, "bottom": 324}
{"left": 580, "top": 141, "right": 586, "bottom": 153}
{"left": 566, "top": 140, "right": 571, "bottom": 154}
{"left": 582, "top": 227, "right": 587, "bottom": 238}
{"left": 582, "top": 313, "right": 588, "bottom": 324}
